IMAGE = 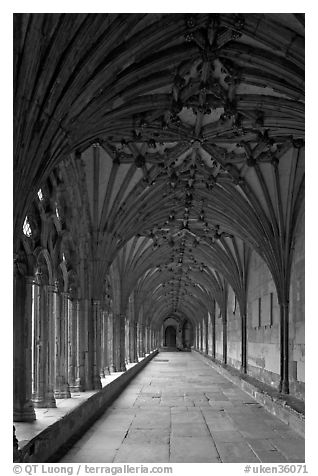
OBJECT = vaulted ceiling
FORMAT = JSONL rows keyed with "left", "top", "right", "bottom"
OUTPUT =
{"left": 14, "top": 13, "right": 305, "bottom": 326}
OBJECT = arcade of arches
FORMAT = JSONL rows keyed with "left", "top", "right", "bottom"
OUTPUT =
{"left": 13, "top": 13, "right": 304, "bottom": 461}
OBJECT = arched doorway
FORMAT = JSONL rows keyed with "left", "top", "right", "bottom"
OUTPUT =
{"left": 165, "top": 326, "right": 176, "bottom": 347}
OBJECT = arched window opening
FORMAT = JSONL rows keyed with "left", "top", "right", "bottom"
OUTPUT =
{"left": 23, "top": 216, "right": 32, "bottom": 237}
{"left": 37, "top": 189, "right": 43, "bottom": 201}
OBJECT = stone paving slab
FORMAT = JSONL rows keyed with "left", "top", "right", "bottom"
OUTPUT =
{"left": 60, "top": 351, "right": 304, "bottom": 463}
{"left": 215, "top": 441, "right": 260, "bottom": 463}
{"left": 123, "top": 429, "right": 169, "bottom": 445}
{"left": 170, "top": 436, "right": 220, "bottom": 462}
{"left": 113, "top": 444, "right": 169, "bottom": 463}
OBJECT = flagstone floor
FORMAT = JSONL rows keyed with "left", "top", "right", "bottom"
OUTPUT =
{"left": 60, "top": 352, "right": 304, "bottom": 463}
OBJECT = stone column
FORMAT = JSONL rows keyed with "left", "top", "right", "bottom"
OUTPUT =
{"left": 136, "top": 322, "right": 140, "bottom": 357}
{"left": 92, "top": 300, "right": 102, "bottom": 389}
{"left": 279, "top": 301, "right": 290, "bottom": 394}
{"left": 128, "top": 321, "right": 134, "bottom": 363}
{"left": 212, "top": 302, "right": 216, "bottom": 359}
{"left": 205, "top": 317, "right": 209, "bottom": 354}
{"left": 68, "top": 298, "right": 78, "bottom": 392}
{"left": 222, "top": 311, "right": 227, "bottom": 365}
{"left": 100, "top": 309, "right": 106, "bottom": 378}
{"left": 13, "top": 269, "right": 36, "bottom": 421}
{"left": 133, "top": 321, "right": 138, "bottom": 361}
{"left": 139, "top": 323, "right": 145, "bottom": 357}
{"left": 144, "top": 325, "right": 148, "bottom": 354}
{"left": 31, "top": 274, "right": 56, "bottom": 408}
{"left": 241, "top": 309, "right": 247, "bottom": 373}
{"left": 102, "top": 310, "right": 110, "bottom": 375}
{"left": 108, "top": 312, "right": 115, "bottom": 372}
{"left": 120, "top": 314, "right": 127, "bottom": 371}
{"left": 54, "top": 291, "right": 71, "bottom": 398}
{"left": 82, "top": 298, "right": 93, "bottom": 390}
{"left": 73, "top": 298, "right": 85, "bottom": 391}
{"left": 196, "top": 324, "right": 199, "bottom": 349}
{"left": 46, "top": 284, "right": 57, "bottom": 406}
{"left": 125, "top": 317, "right": 130, "bottom": 365}
{"left": 147, "top": 326, "right": 151, "bottom": 353}
{"left": 112, "top": 313, "right": 126, "bottom": 371}
{"left": 200, "top": 322, "right": 203, "bottom": 351}
{"left": 128, "top": 321, "right": 138, "bottom": 363}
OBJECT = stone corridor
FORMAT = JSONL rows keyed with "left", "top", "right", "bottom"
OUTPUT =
{"left": 60, "top": 352, "right": 304, "bottom": 463}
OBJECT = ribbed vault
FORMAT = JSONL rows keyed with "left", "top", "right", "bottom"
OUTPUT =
{"left": 14, "top": 14, "right": 304, "bottom": 389}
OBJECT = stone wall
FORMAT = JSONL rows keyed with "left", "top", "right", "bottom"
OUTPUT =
{"left": 289, "top": 207, "right": 305, "bottom": 399}
{"left": 246, "top": 251, "right": 281, "bottom": 389}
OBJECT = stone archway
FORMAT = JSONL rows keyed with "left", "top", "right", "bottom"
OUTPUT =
{"left": 165, "top": 326, "right": 176, "bottom": 347}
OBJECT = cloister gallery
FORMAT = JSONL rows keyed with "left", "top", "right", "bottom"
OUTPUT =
{"left": 13, "top": 13, "right": 305, "bottom": 463}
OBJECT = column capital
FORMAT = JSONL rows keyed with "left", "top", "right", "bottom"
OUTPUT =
{"left": 60, "top": 291, "right": 70, "bottom": 298}
{"left": 25, "top": 275, "right": 36, "bottom": 285}
{"left": 47, "top": 282, "right": 59, "bottom": 293}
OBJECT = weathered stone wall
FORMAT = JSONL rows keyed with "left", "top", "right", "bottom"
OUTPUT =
{"left": 289, "top": 206, "right": 305, "bottom": 399}
{"left": 246, "top": 251, "right": 281, "bottom": 389}
{"left": 227, "top": 287, "right": 241, "bottom": 370}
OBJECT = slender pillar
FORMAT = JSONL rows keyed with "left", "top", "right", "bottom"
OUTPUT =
{"left": 222, "top": 311, "right": 227, "bottom": 365}
{"left": 92, "top": 300, "right": 102, "bottom": 389}
{"left": 139, "top": 323, "right": 145, "bottom": 357}
{"left": 73, "top": 298, "right": 84, "bottom": 391}
{"left": 145, "top": 325, "right": 149, "bottom": 354}
{"left": 68, "top": 298, "right": 78, "bottom": 391}
{"left": 125, "top": 317, "right": 130, "bottom": 364}
{"left": 54, "top": 291, "right": 71, "bottom": 398}
{"left": 112, "top": 314, "right": 126, "bottom": 371}
{"left": 13, "top": 269, "right": 36, "bottom": 421}
{"left": 102, "top": 310, "right": 110, "bottom": 375}
{"left": 46, "top": 284, "right": 57, "bottom": 406}
{"left": 100, "top": 309, "right": 106, "bottom": 378}
{"left": 197, "top": 324, "right": 200, "bottom": 350}
{"left": 212, "top": 302, "right": 216, "bottom": 359}
{"left": 136, "top": 323, "right": 140, "bottom": 357}
{"left": 241, "top": 309, "right": 247, "bottom": 373}
{"left": 200, "top": 322, "right": 203, "bottom": 351}
{"left": 108, "top": 312, "right": 115, "bottom": 372}
{"left": 205, "top": 317, "right": 209, "bottom": 354}
{"left": 133, "top": 322, "right": 138, "bottom": 361}
{"left": 31, "top": 273, "right": 56, "bottom": 408}
{"left": 279, "top": 301, "right": 289, "bottom": 394}
{"left": 82, "top": 298, "right": 93, "bottom": 390}
{"left": 129, "top": 321, "right": 137, "bottom": 363}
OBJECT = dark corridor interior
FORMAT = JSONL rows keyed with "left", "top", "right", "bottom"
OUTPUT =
{"left": 165, "top": 326, "right": 176, "bottom": 347}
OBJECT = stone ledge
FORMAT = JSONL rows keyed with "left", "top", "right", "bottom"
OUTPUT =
{"left": 14, "top": 350, "right": 158, "bottom": 463}
{"left": 194, "top": 350, "right": 305, "bottom": 438}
